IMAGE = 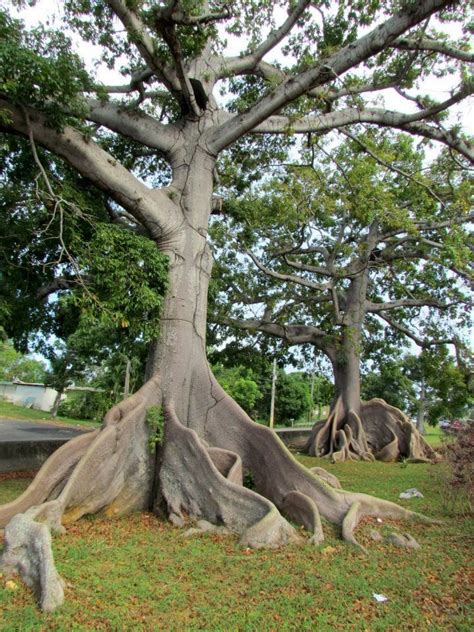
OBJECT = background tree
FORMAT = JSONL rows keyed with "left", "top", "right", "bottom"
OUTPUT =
{"left": 274, "top": 371, "right": 312, "bottom": 426}
{"left": 215, "top": 131, "right": 472, "bottom": 461}
{"left": 0, "top": 339, "right": 46, "bottom": 383}
{"left": 212, "top": 363, "right": 263, "bottom": 417}
{"left": 362, "top": 348, "right": 473, "bottom": 433}
{"left": 0, "top": 0, "right": 472, "bottom": 609}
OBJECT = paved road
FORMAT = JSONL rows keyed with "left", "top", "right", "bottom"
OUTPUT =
{"left": 0, "top": 418, "right": 91, "bottom": 442}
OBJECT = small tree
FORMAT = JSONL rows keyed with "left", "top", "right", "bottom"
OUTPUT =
{"left": 275, "top": 371, "right": 312, "bottom": 426}
{"left": 212, "top": 364, "right": 263, "bottom": 416}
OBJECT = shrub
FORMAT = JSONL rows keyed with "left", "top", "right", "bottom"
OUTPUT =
{"left": 445, "top": 422, "right": 473, "bottom": 514}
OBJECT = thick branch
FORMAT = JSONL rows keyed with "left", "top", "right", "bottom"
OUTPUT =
{"left": 366, "top": 298, "right": 451, "bottom": 313}
{"left": 208, "top": 0, "right": 453, "bottom": 152}
{"left": 283, "top": 256, "right": 334, "bottom": 278}
{"left": 105, "top": 0, "right": 176, "bottom": 92}
{"left": 86, "top": 99, "right": 179, "bottom": 153}
{"left": 222, "top": 0, "right": 311, "bottom": 77}
{"left": 223, "top": 316, "right": 334, "bottom": 356}
{"left": 249, "top": 99, "right": 474, "bottom": 162}
{"left": 0, "top": 99, "right": 179, "bottom": 240}
{"left": 36, "top": 277, "right": 76, "bottom": 301}
{"left": 380, "top": 214, "right": 474, "bottom": 240}
{"left": 153, "top": 5, "right": 232, "bottom": 26}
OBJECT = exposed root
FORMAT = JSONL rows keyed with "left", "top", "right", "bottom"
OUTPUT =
{"left": 305, "top": 397, "right": 438, "bottom": 463}
{"left": 341, "top": 501, "right": 366, "bottom": 552}
{"left": 159, "top": 404, "right": 301, "bottom": 548}
{"left": 385, "top": 532, "right": 421, "bottom": 549}
{"left": 0, "top": 429, "right": 99, "bottom": 528}
{"left": 203, "top": 378, "right": 438, "bottom": 536}
{"left": 309, "top": 467, "right": 342, "bottom": 489}
{"left": 183, "top": 519, "right": 232, "bottom": 538}
{"left": 0, "top": 371, "right": 440, "bottom": 613}
{"left": 281, "top": 491, "right": 324, "bottom": 545}
{"left": 1, "top": 508, "right": 65, "bottom": 612}
{"left": 0, "top": 378, "right": 160, "bottom": 610}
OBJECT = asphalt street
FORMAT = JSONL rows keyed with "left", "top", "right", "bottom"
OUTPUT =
{"left": 0, "top": 418, "right": 90, "bottom": 442}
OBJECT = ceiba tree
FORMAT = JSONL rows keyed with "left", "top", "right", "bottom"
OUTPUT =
{"left": 0, "top": 0, "right": 472, "bottom": 611}
{"left": 216, "top": 132, "right": 472, "bottom": 462}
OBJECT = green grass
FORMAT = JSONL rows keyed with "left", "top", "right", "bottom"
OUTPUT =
{"left": 423, "top": 424, "right": 449, "bottom": 449}
{"left": 0, "top": 458, "right": 472, "bottom": 631}
{"left": 0, "top": 400, "right": 99, "bottom": 428}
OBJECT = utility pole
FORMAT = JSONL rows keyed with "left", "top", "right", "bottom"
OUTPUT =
{"left": 308, "top": 370, "right": 316, "bottom": 425}
{"left": 124, "top": 357, "right": 131, "bottom": 399}
{"left": 269, "top": 358, "right": 277, "bottom": 428}
{"left": 308, "top": 350, "right": 317, "bottom": 424}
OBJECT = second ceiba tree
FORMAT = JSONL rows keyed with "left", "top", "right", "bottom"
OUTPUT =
{"left": 216, "top": 131, "right": 472, "bottom": 463}
{"left": 0, "top": 0, "right": 472, "bottom": 611}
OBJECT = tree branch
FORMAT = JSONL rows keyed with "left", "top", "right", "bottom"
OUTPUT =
{"left": 154, "top": 17, "right": 201, "bottom": 116}
{"left": 221, "top": 316, "right": 334, "bottom": 353}
{"left": 221, "top": 0, "right": 311, "bottom": 77}
{"left": 366, "top": 298, "right": 453, "bottom": 313}
{"left": 0, "top": 99, "right": 179, "bottom": 241}
{"left": 105, "top": 0, "right": 176, "bottom": 92}
{"left": 392, "top": 37, "right": 474, "bottom": 62}
{"left": 338, "top": 128, "right": 446, "bottom": 208}
{"left": 377, "top": 313, "right": 456, "bottom": 348}
{"left": 247, "top": 250, "right": 332, "bottom": 291}
{"left": 85, "top": 99, "right": 179, "bottom": 153}
{"left": 282, "top": 256, "right": 334, "bottom": 278}
{"left": 207, "top": 0, "right": 454, "bottom": 152}
{"left": 152, "top": 4, "right": 232, "bottom": 26}
{"left": 247, "top": 96, "right": 474, "bottom": 162}
{"left": 36, "top": 277, "right": 79, "bottom": 301}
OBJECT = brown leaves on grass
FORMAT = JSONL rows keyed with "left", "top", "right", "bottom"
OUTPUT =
{"left": 0, "top": 471, "right": 37, "bottom": 482}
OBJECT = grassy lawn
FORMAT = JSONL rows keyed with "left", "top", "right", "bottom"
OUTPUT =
{"left": 423, "top": 425, "right": 452, "bottom": 449}
{"left": 0, "top": 400, "right": 99, "bottom": 429}
{"left": 0, "top": 458, "right": 472, "bottom": 631}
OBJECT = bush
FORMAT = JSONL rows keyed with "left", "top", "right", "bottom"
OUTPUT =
{"left": 445, "top": 421, "right": 473, "bottom": 514}
{"left": 58, "top": 390, "right": 113, "bottom": 421}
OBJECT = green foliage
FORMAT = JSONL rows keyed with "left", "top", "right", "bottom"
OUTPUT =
{"left": 76, "top": 224, "right": 169, "bottom": 345}
{"left": 146, "top": 405, "right": 165, "bottom": 452}
{"left": 0, "top": 9, "right": 93, "bottom": 127}
{"left": 0, "top": 339, "right": 46, "bottom": 383}
{"left": 57, "top": 390, "right": 104, "bottom": 421}
{"left": 211, "top": 129, "right": 471, "bottom": 412}
{"left": 275, "top": 371, "right": 312, "bottom": 426}
{"left": 363, "top": 348, "right": 473, "bottom": 425}
{"left": 213, "top": 364, "right": 263, "bottom": 415}
{"left": 1, "top": 133, "right": 168, "bottom": 398}
{"left": 362, "top": 359, "right": 414, "bottom": 412}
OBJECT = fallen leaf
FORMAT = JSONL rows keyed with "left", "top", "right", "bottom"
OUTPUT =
{"left": 321, "top": 546, "right": 337, "bottom": 556}
{"left": 5, "top": 580, "right": 18, "bottom": 591}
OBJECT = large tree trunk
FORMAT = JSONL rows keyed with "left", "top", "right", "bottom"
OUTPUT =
{"left": 305, "top": 276, "right": 437, "bottom": 464}
{"left": 0, "top": 153, "right": 438, "bottom": 611}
